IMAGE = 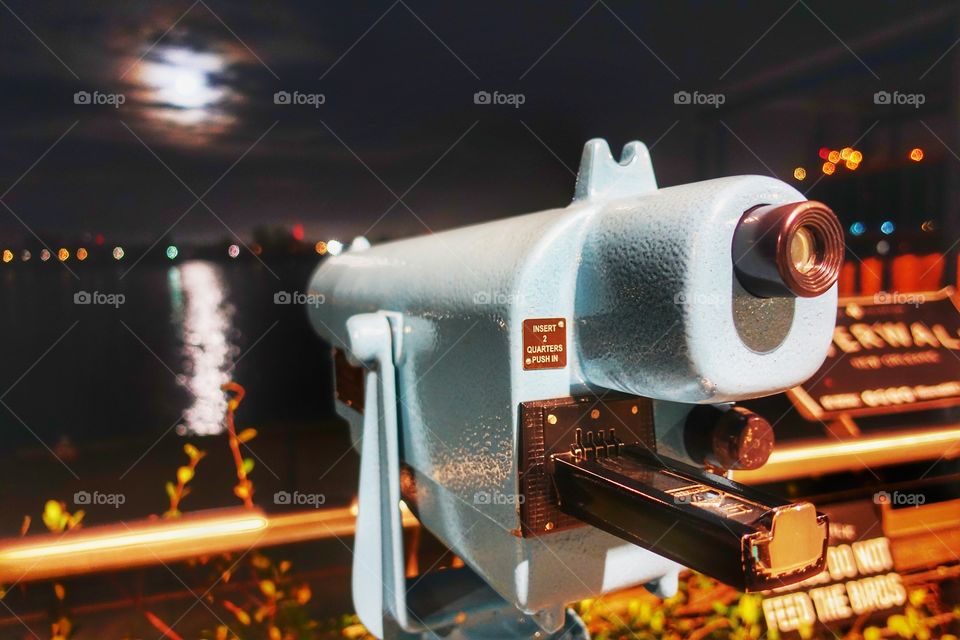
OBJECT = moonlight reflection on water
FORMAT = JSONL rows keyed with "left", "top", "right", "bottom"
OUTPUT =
{"left": 171, "top": 261, "right": 237, "bottom": 435}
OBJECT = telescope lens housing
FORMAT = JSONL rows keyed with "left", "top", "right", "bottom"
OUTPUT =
{"left": 732, "top": 201, "right": 844, "bottom": 298}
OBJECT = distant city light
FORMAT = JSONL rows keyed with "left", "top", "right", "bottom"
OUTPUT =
{"left": 20, "top": 250, "right": 31, "bottom": 262}
{"left": 40, "top": 249, "right": 51, "bottom": 262}
{"left": 849, "top": 222, "right": 866, "bottom": 236}
{"left": 251, "top": 243, "right": 262, "bottom": 256}
{"left": 227, "top": 244, "right": 240, "bottom": 258}
{"left": 921, "top": 220, "right": 935, "bottom": 232}
{"left": 327, "top": 239, "right": 344, "bottom": 256}
{"left": 95, "top": 233, "right": 105, "bottom": 246}
{"left": 76, "top": 247, "right": 88, "bottom": 261}
{"left": 315, "top": 241, "right": 328, "bottom": 255}
{"left": 827, "top": 150, "right": 841, "bottom": 164}
{"left": 909, "top": 148, "right": 924, "bottom": 162}
{"left": 2, "top": 250, "right": 12, "bottom": 263}
{"left": 880, "top": 221, "right": 895, "bottom": 235}
{"left": 57, "top": 248, "right": 70, "bottom": 262}
{"left": 292, "top": 223, "right": 305, "bottom": 242}
{"left": 112, "top": 246, "right": 125, "bottom": 260}
{"left": 822, "top": 162, "right": 836, "bottom": 175}
{"left": 166, "top": 245, "right": 179, "bottom": 260}
{"left": 876, "top": 240, "right": 890, "bottom": 255}
{"left": 793, "top": 167, "right": 806, "bottom": 181}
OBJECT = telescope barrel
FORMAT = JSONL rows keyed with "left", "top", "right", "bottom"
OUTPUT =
{"left": 308, "top": 139, "right": 842, "bottom": 626}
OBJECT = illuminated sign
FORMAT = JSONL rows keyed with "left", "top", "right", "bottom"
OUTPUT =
{"left": 762, "top": 536, "right": 906, "bottom": 634}
{"left": 790, "top": 288, "right": 960, "bottom": 419}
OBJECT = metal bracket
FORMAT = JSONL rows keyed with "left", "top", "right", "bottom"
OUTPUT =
{"left": 517, "top": 394, "right": 657, "bottom": 537}
{"left": 346, "top": 312, "right": 409, "bottom": 638}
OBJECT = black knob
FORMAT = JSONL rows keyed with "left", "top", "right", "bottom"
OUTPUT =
{"left": 685, "top": 405, "right": 774, "bottom": 471}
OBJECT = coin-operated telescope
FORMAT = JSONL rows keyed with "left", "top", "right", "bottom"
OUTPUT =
{"left": 307, "top": 138, "right": 844, "bottom": 639}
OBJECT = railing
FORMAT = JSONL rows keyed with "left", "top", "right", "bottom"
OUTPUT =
{"left": 0, "top": 504, "right": 418, "bottom": 584}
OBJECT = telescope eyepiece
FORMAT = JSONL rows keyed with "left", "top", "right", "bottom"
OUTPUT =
{"left": 733, "top": 201, "right": 844, "bottom": 298}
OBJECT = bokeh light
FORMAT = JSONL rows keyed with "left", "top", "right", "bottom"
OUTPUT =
{"left": 909, "top": 148, "right": 924, "bottom": 162}
{"left": 112, "top": 246, "right": 125, "bottom": 260}
{"left": 849, "top": 222, "right": 866, "bottom": 236}
{"left": 793, "top": 167, "right": 806, "bottom": 180}
{"left": 822, "top": 162, "right": 836, "bottom": 175}
{"left": 880, "top": 221, "right": 895, "bottom": 235}
{"left": 76, "top": 247, "right": 88, "bottom": 261}
{"left": 315, "top": 241, "right": 328, "bottom": 255}
{"left": 57, "top": 248, "right": 70, "bottom": 262}
{"left": 2, "top": 250, "right": 12, "bottom": 263}
{"left": 166, "top": 245, "right": 179, "bottom": 260}
{"left": 227, "top": 244, "right": 240, "bottom": 258}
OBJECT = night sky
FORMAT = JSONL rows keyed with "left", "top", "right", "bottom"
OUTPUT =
{"left": 0, "top": 1, "right": 953, "bottom": 245}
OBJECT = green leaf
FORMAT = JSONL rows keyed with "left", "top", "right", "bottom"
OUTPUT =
{"left": 241, "top": 458, "right": 255, "bottom": 475}
{"left": 165, "top": 481, "right": 176, "bottom": 499}
{"left": 237, "top": 428, "right": 258, "bottom": 444}
{"left": 42, "top": 500, "right": 63, "bottom": 531}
